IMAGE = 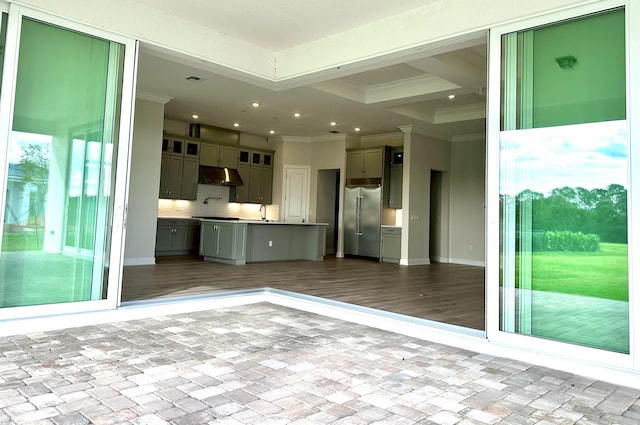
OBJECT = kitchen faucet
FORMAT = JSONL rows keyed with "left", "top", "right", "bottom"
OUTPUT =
{"left": 259, "top": 203, "right": 267, "bottom": 221}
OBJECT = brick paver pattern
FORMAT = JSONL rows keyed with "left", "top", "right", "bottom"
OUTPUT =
{"left": 1, "top": 303, "right": 639, "bottom": 424}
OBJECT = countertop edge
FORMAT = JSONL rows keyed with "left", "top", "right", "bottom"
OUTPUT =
{"left": 199, "top": 219, "right": 328, "bottom": 226}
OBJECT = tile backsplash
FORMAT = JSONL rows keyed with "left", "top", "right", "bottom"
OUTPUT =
{"left": 157, "top": 184, "right": 279, "bottom": 220}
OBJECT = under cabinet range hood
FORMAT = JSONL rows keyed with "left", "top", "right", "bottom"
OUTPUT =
{"left": 198, "top": 165, "right": 244, "bottom": 186}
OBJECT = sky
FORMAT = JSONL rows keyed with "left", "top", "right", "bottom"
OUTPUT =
{"left": 500, "top": 120, "right": 628, "bottom": 197}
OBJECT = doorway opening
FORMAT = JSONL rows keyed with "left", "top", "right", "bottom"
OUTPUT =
{"left": 429, "top": 170, "right": 447, "bottom": 263}
{"left": 316, "top": 169, "right": 340, "bottom": 255}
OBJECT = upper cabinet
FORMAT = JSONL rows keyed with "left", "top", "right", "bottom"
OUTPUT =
{"left": 162, "top": 136, "right": 200, "bottom": 158}
{"left": 388, "top": 149, "right": 403, "bottom": 209}
{"left": 232, "top": 147, "right": 274, "bottom": 204}
{"left": 159, "top": 135, "right": 199, "bottom": 200}
{"left": 200, "top": 143, "right": 238, "bottom": 168}
{"left": 189, "top": 122, "right": 239, "bottom": 168}
{"left": 346, "top": 147, "right": 385, "bottom": 180}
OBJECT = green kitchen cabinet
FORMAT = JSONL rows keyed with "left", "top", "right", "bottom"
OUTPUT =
{"left": 381, "top": 226, "right": 401, "bottom": 263}
{"left": 346, "top": 147, "right": 385, "bottom": 180}
{"left": 159, "top": 135, "right": 199, "bottom": 200}
{"left": 199, "top": 221, "right": 247, "bottom": 264}
{"left": 155, "top": 219, "right": 200, "bottom": 256}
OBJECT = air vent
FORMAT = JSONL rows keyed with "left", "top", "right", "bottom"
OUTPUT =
{"left": 329, "top": 130, "right": 340, "bottom": 134}
{"left": 185, "top": 76, "right": 205, "bottom": 82}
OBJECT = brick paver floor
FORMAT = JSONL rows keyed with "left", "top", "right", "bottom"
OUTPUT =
{"left": 1, "top": 302, "right": 639, "bottom": 424}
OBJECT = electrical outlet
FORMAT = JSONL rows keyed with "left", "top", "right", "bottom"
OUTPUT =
{"left": 269, "top": 240, "right": 273, "bottom": 247}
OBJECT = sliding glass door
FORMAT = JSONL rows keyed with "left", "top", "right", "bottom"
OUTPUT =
{"left": 0, "top": 6, "right": 135, "bottom": 315}
{"left": 490, "top": 4, "right": 630, "bottom": 354}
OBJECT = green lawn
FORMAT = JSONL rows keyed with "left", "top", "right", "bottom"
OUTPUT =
{"left": 2, "top": 232, "right": 44, "bottom": 251}
{"left": 530, "top": 243, "right": 628, "bottom": 301}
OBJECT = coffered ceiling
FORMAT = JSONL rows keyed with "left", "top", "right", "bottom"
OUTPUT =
{"left": 135, "top": 0, "right": 487, "bottom": 141}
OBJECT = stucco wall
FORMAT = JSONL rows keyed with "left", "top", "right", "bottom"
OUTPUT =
{"left": 16, "top": 0, "right": 592, "bottom": 84}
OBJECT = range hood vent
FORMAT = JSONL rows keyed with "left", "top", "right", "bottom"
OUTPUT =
{"left": 198, "top": 165, "right": 244, "bottom": 186}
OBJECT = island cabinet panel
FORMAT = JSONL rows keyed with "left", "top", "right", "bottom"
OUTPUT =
{"left": 199, "top": 220, "right": 327, "bottom": 265}
{"left": 245, "top": 224, "right": 326, "bottom": 263}
{"left": 199, "top": 221, "right": 247, "bottom": 265}
{"left": 245, "top": 225, "right": 292, "bottom": 262}
{"left": 289, "top": 225, "right": 327, "bottom": 261}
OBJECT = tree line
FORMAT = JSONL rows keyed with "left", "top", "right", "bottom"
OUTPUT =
{"left": 502, "top": 184, "right": 628, "bottom": 245}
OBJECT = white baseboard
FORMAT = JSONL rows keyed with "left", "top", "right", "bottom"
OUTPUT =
{"left": 448, "top": 257, "right": 485, "bottom": 267}
{"left": 430, "top": 256, "right": 449, "bottom": 263}
{"left": 399, "top": 258, "right": 430, "bottom": 266}
{"left": 124, "top": 257, "right": 156, "bottom": 266}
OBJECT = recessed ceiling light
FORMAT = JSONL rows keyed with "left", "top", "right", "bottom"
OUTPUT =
{"left": 252, "top": 102, "right": 260, "bottom": 108}
{"left": 448, "top": 94, "right": 456, "bottom": 100}
{"left": 293, "top": 113, "right": 301, "bottom": 118}
{"left": 354, "top": 127, "right": 361, "bottom": 132}
{"left": 269, "top": 130, "right": 275, "bottom": 134}
{"left": 330, "top": 121, "right": 337, "bottom": 126}
{"left": 233, "top": 122, "right": 240, "bottom": 127}
{"left": 191, "top": 114, "right": 199, "bottom": 119}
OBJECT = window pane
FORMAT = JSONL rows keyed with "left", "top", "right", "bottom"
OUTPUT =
{"left": 0, "top": 13, "right": 8, "bottom": 96}
{"left": 499, "top": 9, "right": 629, "bottom": 353}
{"left": 0, "top": 18, "right": 124, "bottom": 308}
{"left": 501, "top": 9, "right": 625, "bottom": 130}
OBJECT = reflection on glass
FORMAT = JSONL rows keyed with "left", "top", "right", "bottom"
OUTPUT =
{"left": 500, "top": 121, "right": 629, "bottom": 353}
{"left": 499, "top": 7, "right": 628, "bottom": 353}
{"left": 0, "top": 18, "right": 124, "bottom": 308}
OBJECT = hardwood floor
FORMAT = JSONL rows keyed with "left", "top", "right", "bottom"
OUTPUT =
{"left": 122, "top": 256, "right": 486, "bottom": 330}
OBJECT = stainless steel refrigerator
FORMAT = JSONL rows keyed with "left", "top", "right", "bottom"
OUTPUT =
{"left": 343, "top": 185, "right": 382, "bottom": 258}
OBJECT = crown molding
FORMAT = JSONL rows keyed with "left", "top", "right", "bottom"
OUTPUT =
{"left": 360, "top": 132, "right": 404, "bottom": 144}
{"left": 136, "top": 90, "right": 173, "bottom": 104}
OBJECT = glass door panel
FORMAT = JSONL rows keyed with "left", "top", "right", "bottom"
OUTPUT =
{"left": 0, "top": 17, "right": 124, "bottom": 308}
{"left": 499, "top": 8, "right": 629, "bottom": 353}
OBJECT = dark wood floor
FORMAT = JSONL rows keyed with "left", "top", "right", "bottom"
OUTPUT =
{"left": 122, "top": 256, "right": 486, "bottom": 330}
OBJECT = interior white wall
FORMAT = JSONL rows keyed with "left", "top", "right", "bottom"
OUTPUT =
{"left": 310, "top": 137, "right": 348, "bottom": 255}
{"left": 273, "top": 140, "right": 312, "bottom": 221}
{"left": 123, "top": 98, "right": 164, "bottom": 265}
{"left": 240, "top": 133, "right": 270, "bottom": 150}
{"left": 401, "top": 129, "right": 451, "bottom": 265}
{"left": 449, "top": 139, "right": 486, "bottom": 266}
{"left": 163, "top": 119, "right": 189, "bottom": 136}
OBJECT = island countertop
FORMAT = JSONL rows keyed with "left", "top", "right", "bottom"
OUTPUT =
{"left": 197, "top": 218, "right": 328, "bottom": 226}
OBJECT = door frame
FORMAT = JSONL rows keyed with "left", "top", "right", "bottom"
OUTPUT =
{"left": 0, "top": 4, "right": 137, "bottom": 319}
{"left": 485, "top": 0, "right": 635, "bottom": 368}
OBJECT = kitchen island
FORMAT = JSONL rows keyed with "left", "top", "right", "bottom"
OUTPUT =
{"left": 198, "top": 219, "right": 327, "bottom": 265}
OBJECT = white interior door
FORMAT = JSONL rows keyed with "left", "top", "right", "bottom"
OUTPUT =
{"left": 284, "top": 166, "right": 309, "bottom": 223}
